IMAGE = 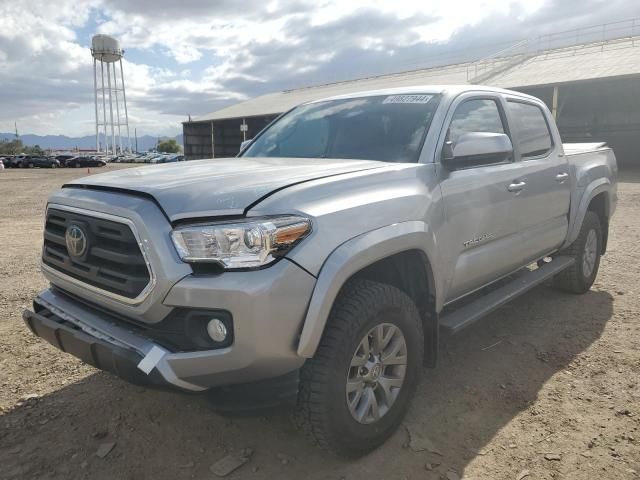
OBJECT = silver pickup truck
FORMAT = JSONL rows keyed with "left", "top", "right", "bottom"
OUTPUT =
{"left": 24, "top": 85, "right": 617, "bottom": 456}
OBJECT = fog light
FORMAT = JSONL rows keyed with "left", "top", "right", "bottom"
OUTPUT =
{"left": 207, "top": 319, "right": 228, "bottom": 342}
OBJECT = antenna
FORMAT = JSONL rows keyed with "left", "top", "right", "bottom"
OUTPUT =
{"left": 90, "top": 34, "right": 132, "bottom": 155}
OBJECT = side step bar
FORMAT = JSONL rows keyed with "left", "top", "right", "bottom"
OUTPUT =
{"left": 440, "top": 256, "right": 575, "bottom": 334}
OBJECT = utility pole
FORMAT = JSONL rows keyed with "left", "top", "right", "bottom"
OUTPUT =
{"left": 135, "top": 127, "right": 138, "bottom": 153}
{"left": 14, "top": 121, "right": 18, "bottom": 139}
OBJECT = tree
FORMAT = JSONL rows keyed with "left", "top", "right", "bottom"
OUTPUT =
{"left": 24, "top": 144, "right": 44, "bottom": 156}
{"left": 157, "top": 139, "right": 180, "bottom": 153}
{"left": 0, "top": 139, "right": 24, "bottom": 155}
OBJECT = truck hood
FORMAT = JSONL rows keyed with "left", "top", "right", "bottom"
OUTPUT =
{"left": 65, "top": 157, "right": 384, "bottom": 222}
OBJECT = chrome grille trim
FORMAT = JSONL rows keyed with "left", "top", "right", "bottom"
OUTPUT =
{"left": 42, "top": 204, "right": 156, "bottom": 305}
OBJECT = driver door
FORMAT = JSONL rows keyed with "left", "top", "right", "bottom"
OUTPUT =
{"left": 436, "top": 94, "right": 528, "bottom": 303}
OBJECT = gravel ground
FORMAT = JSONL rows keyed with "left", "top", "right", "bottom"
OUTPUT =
{"left": 0, "top": 165, "right": 638, "bottom": 480}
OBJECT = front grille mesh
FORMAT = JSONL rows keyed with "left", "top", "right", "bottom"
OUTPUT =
{"left": 42, "top": 208, "right": 151, "bottom": 299}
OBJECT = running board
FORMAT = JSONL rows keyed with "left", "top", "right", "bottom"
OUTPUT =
{"left": 440, "top": 256, "right": 575, "bottom": 334}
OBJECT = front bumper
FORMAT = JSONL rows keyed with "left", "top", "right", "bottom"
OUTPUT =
{"left": 23, "top": 306, "right": 302, "bottom": 406}
{"left": 25, "top": 258, "right": 316, "bottom": 392}
{"left": 23, "top": 308, "right": 171, "bottom": 390}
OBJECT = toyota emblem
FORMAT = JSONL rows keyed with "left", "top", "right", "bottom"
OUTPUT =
{"left": 65, "top": 225, "right": 88, "bottom": 258}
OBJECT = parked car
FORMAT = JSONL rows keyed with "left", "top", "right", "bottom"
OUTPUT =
{"left": 20, "top": 156, "right": 60, "bottom": 168}
{"left": 54, "top": 155, "right": 75, "bottom": 167}
{"left": 9, "top": 155, "right": 55, "bottom": 168}
{"left": 65, "top": 156, "right": 107, "bottom": 168}
{"left": 145, "top": 154, "right": 163, "bottom": 164}
{"left": 23, "top": 85, "right": 617, "bottom": 456}
{"left": 10, "top": 155, "right": 27, "bottom": 167}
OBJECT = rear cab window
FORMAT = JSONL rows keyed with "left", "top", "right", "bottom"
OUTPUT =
{"left": 507, "top": 101, "right": 554, "bottom": 159}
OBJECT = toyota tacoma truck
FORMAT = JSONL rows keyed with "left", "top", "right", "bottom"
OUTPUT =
{"left": 23, "top": 85, "right": 617, "bottom": 456}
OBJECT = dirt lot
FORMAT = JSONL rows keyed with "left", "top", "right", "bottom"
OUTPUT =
{"left": 0, "top": 165, "right": 638, "bottom": 480}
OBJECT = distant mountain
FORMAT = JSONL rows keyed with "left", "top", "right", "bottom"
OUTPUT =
{"left": 0, "top": 132, "right": 183, "bottom": 152}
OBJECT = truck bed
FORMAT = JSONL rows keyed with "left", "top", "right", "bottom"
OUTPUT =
{"left": 563, "top": 142, "right": 608, "bottom": 155}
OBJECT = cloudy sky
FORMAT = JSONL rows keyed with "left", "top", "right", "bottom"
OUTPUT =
{"left": 1, "top": 0, "right": 639, "bottom": 137}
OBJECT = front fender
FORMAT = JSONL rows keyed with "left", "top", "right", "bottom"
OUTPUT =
{"left": 296, "top": 221, "right": 440, "bottom": 358}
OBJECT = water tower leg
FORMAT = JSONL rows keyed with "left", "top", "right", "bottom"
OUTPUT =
{"left": 106, "top": 62, "right": 116, "bottom": 156}
{"left": 119, "top": 58, "right": 132, "bottom": 153}
{"left": 112, "top": 62, "right": 123, "bottom": 155}
{"left": 100, "top": 60, "right": 109, "bottom": 154}
{"left": 93, "top": 58, "right": 99, "bottom": 153}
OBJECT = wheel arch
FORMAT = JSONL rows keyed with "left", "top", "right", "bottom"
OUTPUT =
{"left": 296, "top": 221, "right": 440, "bottom": 364}
{"left": 566, "top": 179, "right": 611, "bottom": 253}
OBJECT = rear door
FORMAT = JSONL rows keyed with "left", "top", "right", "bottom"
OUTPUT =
{"left": 436, "top": 93, "right": 529, "bottom": 303}
{"left": 504, "top": 98, "right": 571, "bottom": 264}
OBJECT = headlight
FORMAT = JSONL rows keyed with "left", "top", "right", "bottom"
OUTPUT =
{"left": 171, "top": 215, "right": 311, "bottom": 269}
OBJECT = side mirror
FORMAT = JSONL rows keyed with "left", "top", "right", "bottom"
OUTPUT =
{"left": 442, "top": 132, "right": 513, "bottom": 167}
{"left": 239, "top": 139, "right": 253, "bottom": 153}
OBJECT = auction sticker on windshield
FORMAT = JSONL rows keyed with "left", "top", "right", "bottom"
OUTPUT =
{"left": 383, "top": 94, "right": 433, "bottom": 104}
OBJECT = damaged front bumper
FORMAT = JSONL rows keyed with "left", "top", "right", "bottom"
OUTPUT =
{"left": 23, "top": 289, "right": 207, "bottom": 392}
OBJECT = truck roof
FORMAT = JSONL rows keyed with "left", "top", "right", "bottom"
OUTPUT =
{"left": 308, "top": 84, "right": 540, "bottom": 104}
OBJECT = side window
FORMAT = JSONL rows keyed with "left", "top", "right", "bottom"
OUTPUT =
{"left": 448, "top": 99, "right": 505, "bottom": 144}
{"left": 507, "top": 101, "right": 553, "bottom": 158}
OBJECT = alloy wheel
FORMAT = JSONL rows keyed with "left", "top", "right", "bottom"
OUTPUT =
{"left": 346, "top": 323, "right": 407, "bottom": 424}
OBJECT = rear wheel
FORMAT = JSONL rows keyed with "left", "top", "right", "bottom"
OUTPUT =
{"left": 296, "top": 280, "right": 424, "bottom": 456}
{"left": 553, "top": 211, "right": 602, "bottom": 293}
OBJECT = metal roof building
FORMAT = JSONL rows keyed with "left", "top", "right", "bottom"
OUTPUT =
{"left": 183, "top": 19, "right": 640, "bottom": 167}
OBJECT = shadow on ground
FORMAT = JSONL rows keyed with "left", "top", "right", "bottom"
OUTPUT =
{"left": 0, "top": 285, "right": 613, "bottom": 480}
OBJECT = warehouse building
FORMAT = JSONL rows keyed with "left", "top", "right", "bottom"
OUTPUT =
{"left": 183, "top": 19, "right": 640, "bottom": 167}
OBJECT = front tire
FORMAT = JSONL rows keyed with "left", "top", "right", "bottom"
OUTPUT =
{"left": 296, "top": 280, "right": 424, "bottom": 456}
{"left": 553, "top": 211, "right": 602, "bottom": 293}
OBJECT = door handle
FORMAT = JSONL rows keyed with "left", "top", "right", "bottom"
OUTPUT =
{"left": 507, "top": 181, "right": 526, "bottom": 192}
{"left": 555, "top": 172, "right": 569, "bottom": 183}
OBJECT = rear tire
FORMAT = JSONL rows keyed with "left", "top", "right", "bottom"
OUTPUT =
{"left": 553, "top": 211, "right": 602, "bottom": 294}
{"left": 296, "top": 279, "right": 424, "bottom": 457}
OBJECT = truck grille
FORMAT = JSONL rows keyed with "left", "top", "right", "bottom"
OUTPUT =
{"left": 42, "top": 208, "right": 151, "bottom": 300}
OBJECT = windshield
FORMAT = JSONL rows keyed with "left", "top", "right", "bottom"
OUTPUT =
{"left": 242, "top": 94, "right": 440, "bottom": 163}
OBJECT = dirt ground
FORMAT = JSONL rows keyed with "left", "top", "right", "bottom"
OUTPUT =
{"left": 0, "top": 165, "right": 638, "bottom": 480}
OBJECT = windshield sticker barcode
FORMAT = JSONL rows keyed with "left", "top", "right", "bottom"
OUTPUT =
{"left": 383, "top": 95, "right": 433, "bottom": 104}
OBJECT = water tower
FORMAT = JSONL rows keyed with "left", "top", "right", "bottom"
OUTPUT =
{"left": 91, "top": 34, "right": 131, "bottom": 155}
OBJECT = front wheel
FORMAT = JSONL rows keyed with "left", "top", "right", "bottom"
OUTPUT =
{"left": 553, "top": 211, "right": 602, "bottom": 293}
{"left": 296, "top": 280, "right": 424, "bottom": 456}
